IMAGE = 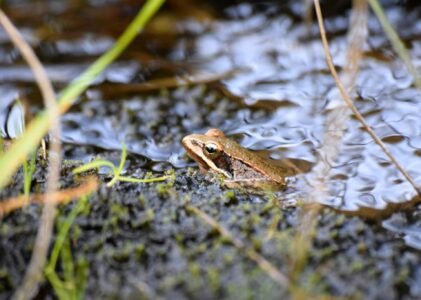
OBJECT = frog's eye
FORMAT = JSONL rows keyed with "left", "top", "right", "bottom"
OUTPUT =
{"left": 204, "top": 142, "right": 220, "bottom": 157}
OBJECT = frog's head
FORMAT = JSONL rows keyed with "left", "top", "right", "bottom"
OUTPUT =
{"left": 182, "top": 129, "right": 232, "bottom": 178}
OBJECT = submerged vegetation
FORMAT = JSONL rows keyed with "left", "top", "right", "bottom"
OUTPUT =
{"left": 0, "top": 0, "right": 420, "bottom": 299}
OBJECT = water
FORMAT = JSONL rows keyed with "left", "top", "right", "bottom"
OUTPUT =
{"left": 174, "top": 3, "right": 421, "bottom": 214}
{"left": 1, "top": 0, "right": 421, "bottom": 249}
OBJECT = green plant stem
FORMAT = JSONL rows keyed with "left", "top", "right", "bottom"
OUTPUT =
{"left": 0, "top": 0, "right": 166, "bottom": 190}
{"left": 72, "top": 160, "right": 116, "bottom": 174}
{"left": 46, "top": 196, "right": 88, "bottom": 274}
{"left": 368, "top": 0, "right": 421, "bottom": 90}
{"left": 23, "top": 152, "right": 36, "bottom": 196}
{"left": 45, "top": 196, "right": 89, "bottom": 300}
{"left": 107, "top": 143, "right": 127, "bottom": 187}
{"left": 60, "top": 237, "right": 75, "bottom": 285}
{"left": 118, "top": 175, "right": 171, "bottom": 183}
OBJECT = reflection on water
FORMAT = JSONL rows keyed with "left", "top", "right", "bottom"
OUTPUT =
{"left": 0, "top": 87, "right": 24, "bottom": 139}
{"left": 1, "top": 1, "right": 421, "bottom": 248}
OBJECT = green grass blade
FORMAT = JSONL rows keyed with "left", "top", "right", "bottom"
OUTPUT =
{"left": 44, "top": 271, "right": 70, "bottom": 300}
{"left": 45, "top": 196, "right": 89, "bottom": 300}
{"left": 368, "top": 0, "right": 421, "bottom": 90}
{"left": 57, "top": 0, "right": 166, "bottom": 110}
{"left": 118, "top": 175, "right": 170, "bottom": 183}
{"left": 60, "top": 238, "right": 75, "bottom": 285}
{"left": 23, "top": 151, "right": 36, "bottom": 196}
{"left": 106, "top": 143, "right": 127, "bottom": 187}
{"left": 116, "top": 143, "right": 127, "bottom": 177}
{"left": 72, "top": 160, "right": 116, "bottom": 175}
{"left": 74, "top": 257, "right": 89, "bottom": 300}
{"left": 46, "top": 196, "right": 89, "bottom": 274}
{"left": 0, "top": 0, "right": 166, "bottom": 190}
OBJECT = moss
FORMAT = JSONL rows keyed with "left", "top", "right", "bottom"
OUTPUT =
{"left": 71, "top": 224, "right": 82, "bottom": 241}
{"left": 0, "top": 268, "right": 13, "bottom": 291}
{"left": 188, "top": 262, "right": 201, "bottom": 277}
{"left": 330, "top": 229, "right": 339, "bottom": 239}
{"left": 110, "top": 242, "right": 146, "bottom": 262}
{"left": 194, "top": 243, "right": 208, "bottom": 255}
{"left": 227, "top": 281, "right": 254, "bottom": 300}
{"left": 155, "top": 182, "right": 172, "bottom": 197}
{"left": 335, "top": 214, "right": 346, "bottom": 226}
{"left": 207, "top": 267, "right": 220, "bottom": 292}
{"left": 138, "top": 194, "right": 146, "bottom": 207}
{"left": 316, "top": 245, "right": 336, "bottom": 258}
{"left": 222, "top": 252, "right": 236, "bottom": 265}
{"left": 223, "top": 190, "right": 238, "bottom": 205}
{"left": 357, "top": 242, "right": 368, "bottom": 253}
{"left": 395, "top": 266, "right": 410, "bottom": 283}
{"left": 251, "top": 237, "right": 262, "bottom": 251}
{"left": 110, "top": 203, "right": 130, "bottom": 222}
{"left": 350, "top": 260, "right": 364, "bottom": 272}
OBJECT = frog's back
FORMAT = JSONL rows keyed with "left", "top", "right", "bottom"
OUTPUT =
{"left": 221, "top": 138, "right": 288, "bottom": 186}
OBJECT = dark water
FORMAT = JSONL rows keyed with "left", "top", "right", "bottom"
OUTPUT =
{"left": 1, "top": 0, "right": 421, "bottom": 250}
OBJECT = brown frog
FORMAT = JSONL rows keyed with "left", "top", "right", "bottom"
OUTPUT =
{"left": 182, "top": 128, "right": 289, "bottom": 189}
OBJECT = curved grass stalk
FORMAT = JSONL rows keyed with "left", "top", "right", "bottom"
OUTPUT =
{"left": 107, "top": 143, "right": 128, "bottom": 186}
{"left": 72, "top": 160, "right": 116, "bottom": 174}
{"left": 0, "top": 0, "right": 166, "bottom": 191}
{"left": 0, "top": 9, "right": 62, "bottom": 300}
{"left": 23, "top": 151, "right": 37, "bottom": 196}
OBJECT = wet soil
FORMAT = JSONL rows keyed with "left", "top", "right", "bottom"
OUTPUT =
{"left": 1, "top": 156, "right": 420, "bottom": 299}
{"left": 0, "top": 0, "right": 421, "bottom": 299}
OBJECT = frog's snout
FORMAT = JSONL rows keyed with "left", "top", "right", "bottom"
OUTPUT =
{"left": 181, "top": 136, "right": 190, "bottom": 148}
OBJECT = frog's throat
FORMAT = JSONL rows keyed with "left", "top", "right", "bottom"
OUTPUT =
{"left": 204, "top": 158, "right": 232, "bottom": 179}
{"left": 190, "top": 149, "right": 231, "bottom": 178}
{"left": 192, "top": 152, "right": 231, "bottom": 179}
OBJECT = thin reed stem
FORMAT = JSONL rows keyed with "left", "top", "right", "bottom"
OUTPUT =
{"left": 0, "top": 9, "right": 62, "bottom": 300}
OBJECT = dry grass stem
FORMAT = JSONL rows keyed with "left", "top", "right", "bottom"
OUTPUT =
{"left": 313, "top": 0, "right": 420, "bottom": 195}
{"left": 343, "top": 0, "right": 368, "bottom": 90}
{"left": 185, "top": 205, "right": 290, "bottom": 289}
{"left": 0, "top": 9, "right": 62, "bottom": 300}
{"left": 128, "top": 277, "right": 160, "bottom": 300}
{"left": 0, "top": 178, "right": 98, "bottom": 215}
{"left": 97, "top": 69, "right": 242, "bottom": 94}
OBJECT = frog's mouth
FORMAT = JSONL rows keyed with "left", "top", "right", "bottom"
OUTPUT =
{"left": 182, "top": 137, "right": 232, "bottom": 179}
